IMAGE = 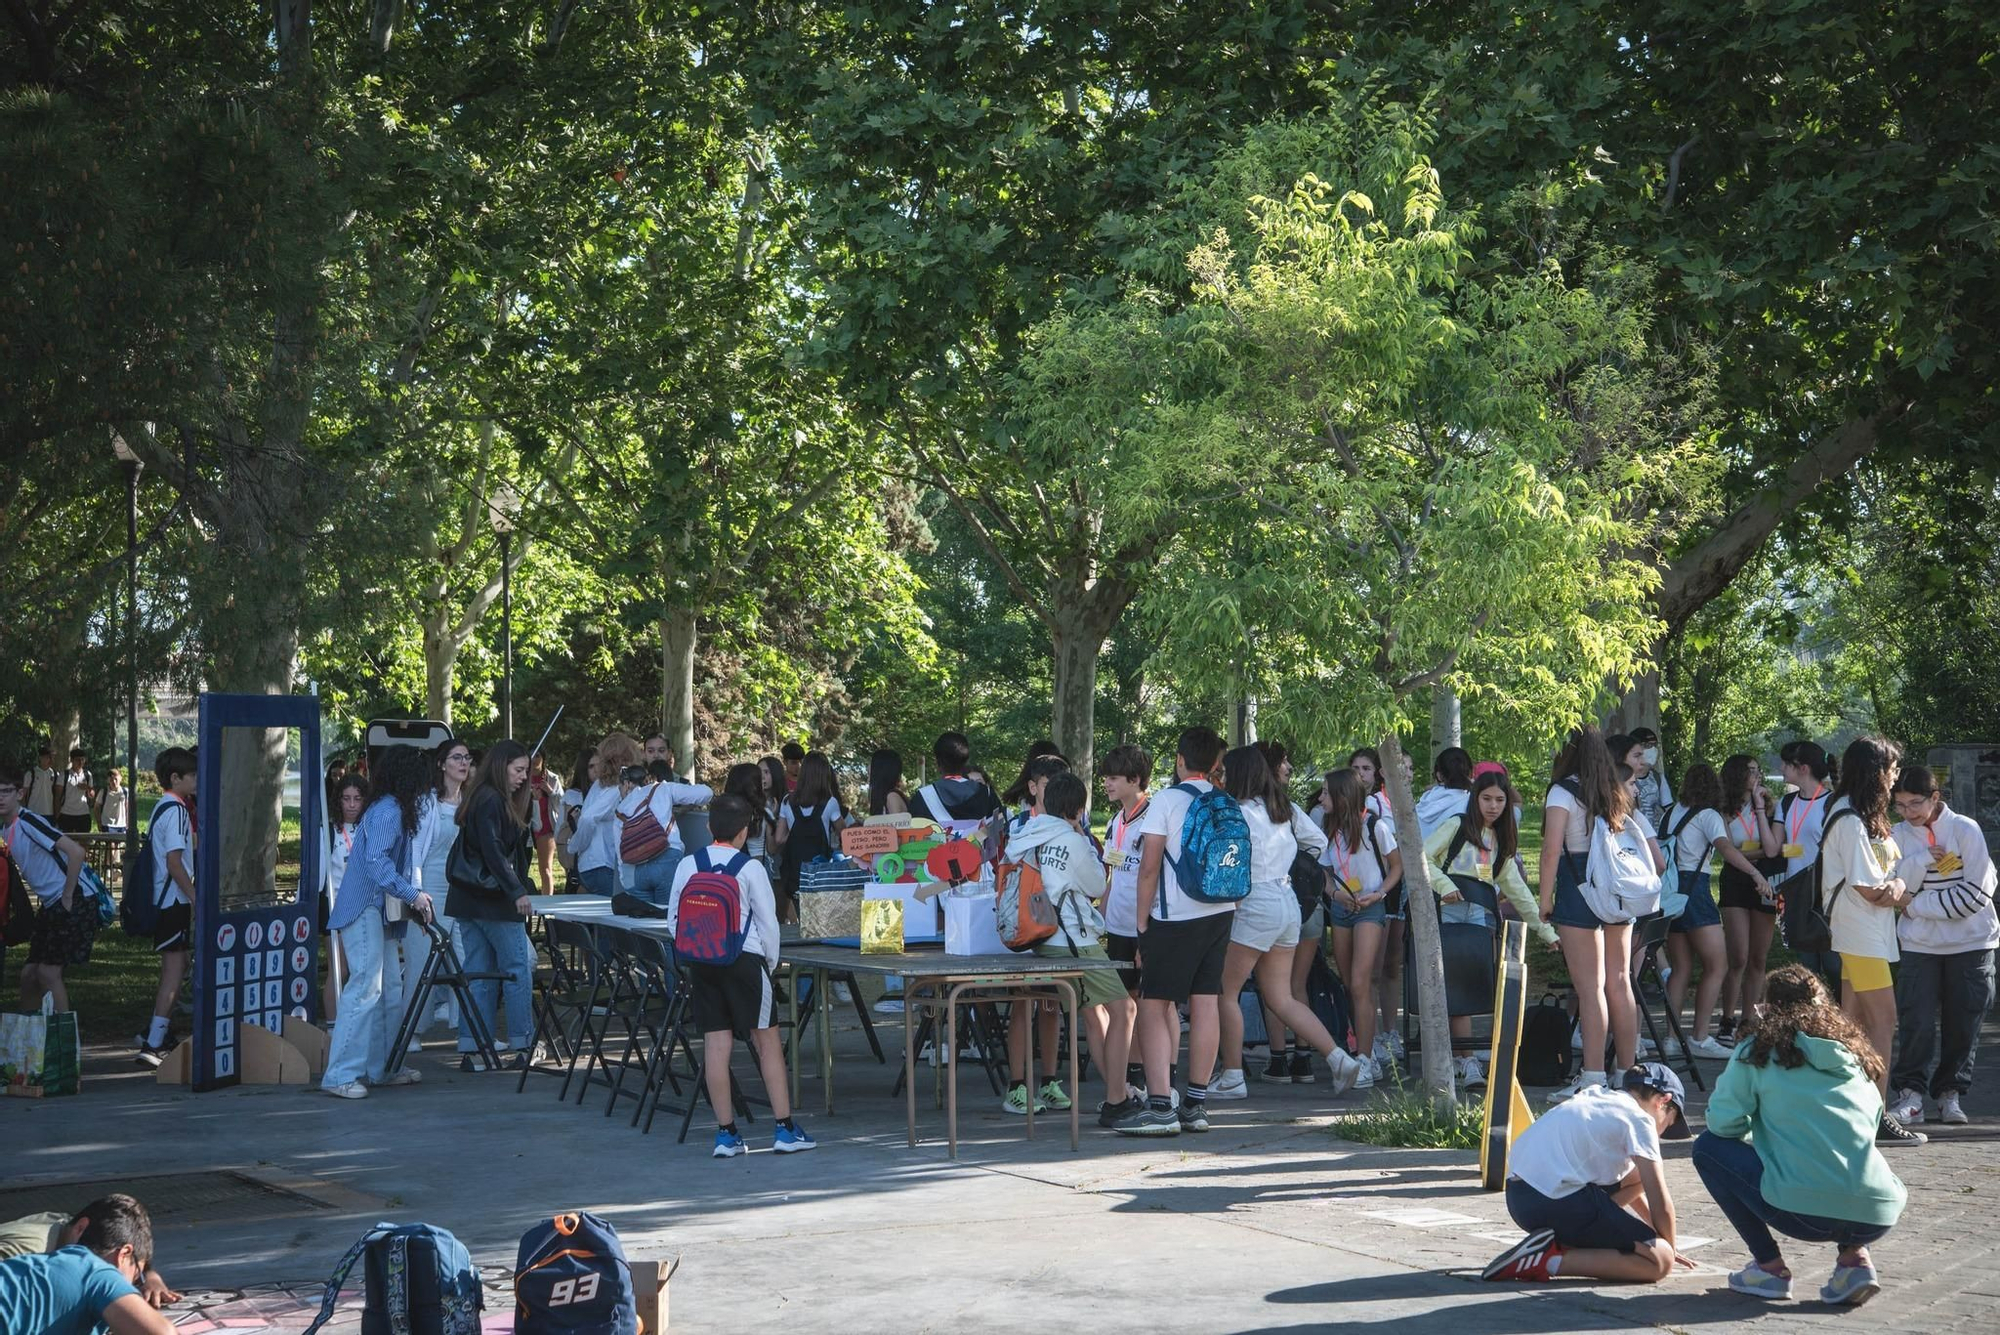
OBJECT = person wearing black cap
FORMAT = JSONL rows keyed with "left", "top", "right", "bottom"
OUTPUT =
{"left": 1482, "top": 1063, "right": 1693, "bottom": 1284}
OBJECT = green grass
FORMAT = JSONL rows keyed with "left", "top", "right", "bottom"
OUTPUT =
{"left": 63, "top": 931, "right": 163, "bottom": 1046}
{"left": 1333, "top": 1082, "right": 1486, "bottom": 1150}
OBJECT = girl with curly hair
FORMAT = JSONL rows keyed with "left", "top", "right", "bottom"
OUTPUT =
{"left": 1693, "top": 965, "right": 1907, "bottom": 1305}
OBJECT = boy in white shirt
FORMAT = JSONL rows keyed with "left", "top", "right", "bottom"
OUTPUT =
{"left": 135, "top": 749, "right": 197, "bottom": 1067}
{"left": 2, "top": 762, "right": 91, "bottom": 1013}
{"left": 1483, "top": 1063, "right": 1691, "bottom": 1284}
{"left": 1115, "top": 726, "right": 1236, "bottom": 1138}
{"left": 666, "top": 795, "right": 815, "bottom": 1158}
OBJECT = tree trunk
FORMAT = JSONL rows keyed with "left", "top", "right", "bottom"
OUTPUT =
{"left": 1657, "top": 408, "right": 1900, "bottom": 632}
{"left": 1429, "top": 685, "right": 1461, "bottom": 762}
{"left": 1050, "top": 602, "right": 1118, "bottom": 788}
{"left": 1380, "top": 730, "right": 1456, "bottom": 1112}
{"left": 422, "top": 609, "right": 459, "bottom": 725}
{"left": 660, "top": 604, "right": 697, "bottom": 776}
{"left": 1605, "top": 663, "right": 1661, "bottom": 737}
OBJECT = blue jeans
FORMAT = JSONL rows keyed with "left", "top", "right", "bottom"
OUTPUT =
{"left": 456, "top": 918, "right": 535, "bottom": 1053}
{"left": 1692, "top": 1132, "right": 1891, "bottom": 1264}
{"left": 626, "top": 847, "right": 683, "bottom": 908}
{"left": 579, "top": 865, "right": 616, "bottom": 897}
{"left": 324, "top": 910, "right": 405, "bottom": 1088}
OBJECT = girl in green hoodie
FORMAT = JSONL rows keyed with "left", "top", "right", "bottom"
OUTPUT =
{"left": 1694, "top": 965, "right": 1907, "bottom": 1306}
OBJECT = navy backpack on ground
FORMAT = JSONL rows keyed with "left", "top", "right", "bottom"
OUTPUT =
{"left": 303, "top": 1222, "right": 483, "bottom": 1335}
{"left": 515, "top": 1211, "right": 638, "bottom": 1335}
{"left": 1516, "top": 992, "right": 1574, "bottom": 1087}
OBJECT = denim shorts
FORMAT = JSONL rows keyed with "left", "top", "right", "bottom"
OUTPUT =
{"left": 1671, "top": 870, "right": 1721, "bottom": 933}
{"left": 1549, "top": 852, "right": 1605, "bottom": 930}
{"left": 1326, "top": 894, "right": 1388, "bottom": 930}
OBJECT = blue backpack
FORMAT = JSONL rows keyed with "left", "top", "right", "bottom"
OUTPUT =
{"left": 303, "top": 1222, "right": 483, "bottom": 1335}
{"left": 515, "top": 1211, "right": 638, "bottom": 1335}
{"left": 1165, "top": 782, "right": 1252, "bottom": 905}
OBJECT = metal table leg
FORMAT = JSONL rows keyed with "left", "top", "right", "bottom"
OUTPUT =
{"left": 904, "top": 974, "right": 918, "bottom": 1148}
{"left": 787, "top": 962, "right": 799, "bottom": 1110}
{"left": 817, "top": 966, "right": 833, "bottom": 1114}
{"left": 1057, "top": 978, "right": 1080, "bottom": 1151}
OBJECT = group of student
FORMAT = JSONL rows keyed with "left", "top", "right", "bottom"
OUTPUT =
{"left": 1537, "top": 726, "right": 1996, "bottom": 1149}
{"left": 13, "top": 742, "right": 130, "bottom": 837}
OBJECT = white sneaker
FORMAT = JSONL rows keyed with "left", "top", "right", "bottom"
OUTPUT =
{"left": 1208, "top": 1068, "right": 1249, "bottom": 1100}
{"left": 1326, "top": 1048, "right": 1362, "bottom": 1096}
{"left": 1636, "top": 1036, "right": 1659, "bottom": 1056}
{"left": 1456, "top": 1056, "right": 1487, "bottom": 1089}
{"left": 1353, "top": 1056, "right": 1378, "bottom": 1090}
{"left": 1687, "top": 1034, "right": 1736, "bottom": 1060}
{"left": 873, "top": 998, "right": 905, "bottom": 1014}
{"left": 1371, "top": 1034, "right": 1394, "bottom": 1066}
{"left": 1388, "top": 1032, "right": 1407, "bottom": 1062}
{"left": 1887, "top": 1087, "right": 1926, "bottom": 1125}
{"left": 1546, "top": 1071, "right": 1603, "bottom": 1105}
{"left": 324, "top": 1081, "right": 369, "bottom": 1100}
{"left": 375, "top": 1069, "right": 421, "bottom": 1087}
{"left": 1937, "top": 1091, "right": 1968, "bottom": 1125}
{"left": 832, "top": 981, "right": 853, "bottom": 1003}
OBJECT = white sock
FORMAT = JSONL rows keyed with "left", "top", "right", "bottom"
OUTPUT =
{"left": 1580, "top": 1069, "right": 1606, "bottom": 1085}
{"left": 146, "top": 1015, "right": 170, "bottom": 1047}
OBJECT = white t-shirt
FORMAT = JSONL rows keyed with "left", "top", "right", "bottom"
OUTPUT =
{"left": 25, "top": 766, "right": 57, "bottom": 818}
{"left": 1543, "top": 782, "right": 1591, "bottom": 854}
{"left": 1773, "top": 787, "right": 1832, "bottom": 887}
{"left": 1137, "top": 779, "right": 1235, "bottom": 922}
{"left": 1103, "top": 796, "right": 1152, "bottom": 938}
{"left": 4, "top": 810, "right": 71, "bottom": 901}
{"left": 327, "top": 821, "right": 360, "bottom": 897}
{"left": 59, "top": 770, "right": 92, "bottom": 818}
{"left": 1662, "top": 804, "right": 1727, "bottom": 873}
{"left": 779, "top": 796, "right": 844, "bottom": 843}
{"left": 1823, "top": 797, "right": 1901, "bottom": 963}
{"left": 666, "top": 843, "right": 780, "bottom": 968}
{"left": 98, "top": 786, "right": 129, "bottom": 830}
{"left": 149, "top": 794, "right": 195, "bottom": 909}
{"left": 1509, "top": 1084, "right": 1662, "bottom": 1199}
{"left": 1239, "top": 798, "right": 1326, "bottom": 884}
{"left": 1365, "top": 790, "right": 1391, "bottom": 822}
{"left": 1319, "top": 814, "right": 1397, "bottom": 897}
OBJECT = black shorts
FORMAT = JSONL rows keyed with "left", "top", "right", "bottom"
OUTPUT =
{"left": 153, "top": 902, "right": 192, "bottom": 953}
{"left": 689, "top": 955, "right": 776, "bottom": 1040}
{"left": 1505, "top": 1178, "right": 1658, "bottom": 1253}
{"left": 1104, "top": 931, "right": 1142, "bottom": 992}
{"left": 27, "top": 895, "right": 98, "bottom": 968}
{"left": 1718, "top": 860, "right": 1783, "bottom": 914}
{"left": 1138, "top": 912, "right": 1232, "bottom": 1004}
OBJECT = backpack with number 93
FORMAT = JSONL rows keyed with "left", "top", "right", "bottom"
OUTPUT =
{"left": 515, "top": 1212, "right": 638, "bottom": 1335}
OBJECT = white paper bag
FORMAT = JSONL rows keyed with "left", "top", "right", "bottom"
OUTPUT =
{"left": 943, "top": 891, "right": 1020, "bottom": 957}
{"left": 866, "top": 881, "right": 942, "bottom": 943}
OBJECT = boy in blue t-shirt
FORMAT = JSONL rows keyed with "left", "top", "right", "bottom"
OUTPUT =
{"left": 0, "top": 1193, "right": 170, "bottom": 1334}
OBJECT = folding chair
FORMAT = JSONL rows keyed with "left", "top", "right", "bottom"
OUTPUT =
{"left": 791, "top": 971, "right": 886, "bottom": 1065}
{"left": 516, "top": 916, "right": 594, "bottom": 1092}
{"left": 1630, "top": 912, "right": 1706, "bottom": 1091}
{"left": 601, "top": 928, "right": 681, "bottom": 1121}
{"left": 385, "top": 917, "right": 505, "bottom": 1076}
{"left": 644, "top": 954, "right": 761, "bottom": 1143}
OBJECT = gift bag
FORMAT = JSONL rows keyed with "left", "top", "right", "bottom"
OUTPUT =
{"left": 943, "top": 891, "right": 1018, "bottom": 957}
{"left": 799, "top": 856, "right": 868, "bottom": 896}
{"left": 797, "top": 888, "right": 863, "bottom": 941}
{"left": 866, "top": 880, "right": 941, "bottom": 943}
{"left": 1, "top": 995, "right": 81, "bottom": 1098}
{"left": 860, "top": 897, "right": 905, "bottom": 954}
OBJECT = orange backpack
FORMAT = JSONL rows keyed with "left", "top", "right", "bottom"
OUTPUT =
{"left": 994, "top": 855, "right": 1059, "bottom": 951}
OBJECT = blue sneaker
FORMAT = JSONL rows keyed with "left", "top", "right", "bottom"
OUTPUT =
{"left": 773, "top": 1122, "right": 817, "bottom": 1154}
{"left": 712, "top": 1128, "right": 747, "bottom": 1159}
{"left": 1819, "top": 1263, "right": 1880, "bottom": 1306}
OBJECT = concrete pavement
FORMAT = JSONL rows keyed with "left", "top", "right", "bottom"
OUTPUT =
{"left": 6, "top": 1007, "right": 1998, "bottom": 1333}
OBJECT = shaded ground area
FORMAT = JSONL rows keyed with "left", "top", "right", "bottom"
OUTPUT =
{"left": 7, "top": 1004, "right": 1998, "bottom": 1333}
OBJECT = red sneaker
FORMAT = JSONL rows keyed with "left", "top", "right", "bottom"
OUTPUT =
{"left": 1483, "top": 1229, "right": 1563, "bottom": 1281}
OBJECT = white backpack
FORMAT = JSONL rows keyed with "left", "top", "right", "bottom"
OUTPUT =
{"left": 1578, "top": 815, "right": 1662, "bottom": 923}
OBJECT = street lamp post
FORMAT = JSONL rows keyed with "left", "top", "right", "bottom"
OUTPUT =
{"left": 110, "top": 431, "right": 142, "bottom": 871}
{"left": 489, "top": 484, "right": 519, "bottom": 740}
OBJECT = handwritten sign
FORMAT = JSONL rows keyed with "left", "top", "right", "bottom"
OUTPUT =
{"left": 840, "top": 825, "right": 904, "bottom": 859}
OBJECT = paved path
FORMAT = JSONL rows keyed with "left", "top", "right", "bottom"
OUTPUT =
{"left": 7, "top": 1009, "right": 1997, "bottom": 1333}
